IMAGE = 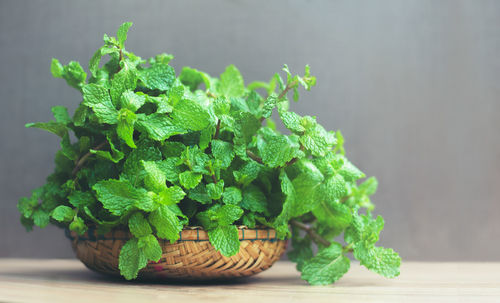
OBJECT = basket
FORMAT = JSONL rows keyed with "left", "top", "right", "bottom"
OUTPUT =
{"left": 66, "top": 226, "right": 287, "bottom": 280}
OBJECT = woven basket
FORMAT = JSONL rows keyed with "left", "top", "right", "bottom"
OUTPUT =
{"left": 66, "top": 226, "right": 287, "bottom": 280}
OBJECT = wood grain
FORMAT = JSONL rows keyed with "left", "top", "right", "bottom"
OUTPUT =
{"left": 0, "top": 259, "right": 499, "bottom": 303}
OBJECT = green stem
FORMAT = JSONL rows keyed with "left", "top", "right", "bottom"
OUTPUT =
{"left": 290, "top": 219, "right": 331, "bottom": 247}
{"left": 71, "top": 141, "right": 107, "bottom": 176}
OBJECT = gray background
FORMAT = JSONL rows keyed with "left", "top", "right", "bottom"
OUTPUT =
{"left": 1, "top": 0, "right": 499, "bottom": 261}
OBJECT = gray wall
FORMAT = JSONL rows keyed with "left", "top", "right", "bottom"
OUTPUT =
{"left": 1, "top": 0, "right": 499, "bottom": 261}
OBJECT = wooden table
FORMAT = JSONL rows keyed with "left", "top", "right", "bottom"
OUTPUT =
{"left": 0, "top": 259, "right": 499, "bottom": 302}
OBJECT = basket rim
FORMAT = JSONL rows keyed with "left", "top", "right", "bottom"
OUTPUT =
{"left": 66, "top": 225, "right": 283, "bottom": 243}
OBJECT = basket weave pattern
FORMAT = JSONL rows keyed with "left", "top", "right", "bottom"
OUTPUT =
{"left": 67, "top": 227, "right": 286, "bottom": 280}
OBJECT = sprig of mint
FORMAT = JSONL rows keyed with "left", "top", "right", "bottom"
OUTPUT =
{"left": 18, "top": 22, "right": 400, "bottom": 284}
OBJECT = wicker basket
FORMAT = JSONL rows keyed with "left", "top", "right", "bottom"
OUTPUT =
{"left": 66, "top": 226, "right": 287, "bottom": 280}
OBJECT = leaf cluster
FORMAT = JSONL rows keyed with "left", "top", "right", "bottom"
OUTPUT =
{"left": 19, "top": 23, "right": 400, "bottom": 283}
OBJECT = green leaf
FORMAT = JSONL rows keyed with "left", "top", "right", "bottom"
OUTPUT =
{"left": 61, "top": 61, "right": 87, "bottom": 90}
{"left": 68, "top": 191, "right": 95, "bottom": 209}
{"left": 338, "top": 156, "right": 365, "bottom": 182}
{"left": 222, "top": 187, "right": 242, "bottom": 205}
{"left": 50, "top": 206, "right": 74, "bottom": 222}
{"left": 51, "top": 106, "right": 71, "bottom": 124}
{"left": 116, "top": 22, "right": 133, "bottom": 48}
{"left": 206, "top": 181, "right": 224, "bottom": 200}
{"left": 148, "top": 205, "right": 183, "bottom": 243}
{"left": 110, "top": 60, "right": 137, "bottom": 106}
{"left": 217, "top": 64, "right": 245, "bottom": 98}
{"left": 93, "top": 179, "right": 154, "bottom": 216}
{"left": 50, "top": 58, "right": 64, "bottom": 78}
{"left": 288, "top": 225, "right": 313, "bottom": 271}
{"left": 25, "top": 121, "right": 67, "bottom": 138}
{"left": 301, "top": 242, "right": 350, "bottom": 285}
{"left": 33, "top": 209, "right": 50, "bottom": 228}
{"left": 299, "top": 116, "right": 336, "bottom": 157}
{"left": 60, "top": 133, "right": 78, "bottom": 161}
{"left": 216, "top": 205, "right": 243, "bottom": 225}
{"left": 208, "top": 225, "right": 240, "bottom": 256}
{"left": 120, "top": 90, "right": 146, "bottom": 112}
{"left": 157, "top": 186, "right": 186, "bottom": 205}
{"left": 90, "top": 135, "right": 124, "bottom": 163}
{"left": 359, "top": 177, "right": 378, "bottom": 196}
{"left": 233, "top": 161, "right": 260, "bottom": 186}
{"left": 128, "top": 212, "right": 152, "bottom": 237}
{"left": 138, "top": 234, "right": 162, "bottom": 261}
{"left": 17, "top": 196, "right": 38, "bottom": 218}
{"left": 279, "top": 111, "right": 305, "bottom": 133}
{"left": 211, "top": 140, "right": 234, "bottom": 169}
{"left": 138, "top": 64, "right": 175, "bottom": 91}
{"left": 179, "top": 171, "right": 203, "bottom": 189}
{"left": 353, "top": 243, "right": 401, "bottom": 278}
{"left": 117, "top": 108, "right": 137, "bottom": 148}
{"left": 188, "top": 183, "right": 211, "bottom": 204}
{"left": 171, "top": 99, "right": 212, "bottom": 131}
{"left": 136, "top": 113, "right": 186, "bottom": 141}
{"left": 179, "top": 66, "right": 205, "bottom": 91}
{"left": 119, "top": 238, "right": 147, "bottom": 280}
{"left": 82, "top": 84, "right": 118, "bottom": 124}
{"left": 69, "top": 216, "right": 87, "bottom": 235}
{"left": 258, "top": 134, "right": 304, "bottom": 168}
{"left": 241, "top": 185, "right": 267, "bottom": 213}
{"left": 290, "top": 162, "right": 324, "bottom": 217}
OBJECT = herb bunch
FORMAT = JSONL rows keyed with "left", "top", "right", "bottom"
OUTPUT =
{"left": 18, "top": 23, "right": 400, "bottom": 284}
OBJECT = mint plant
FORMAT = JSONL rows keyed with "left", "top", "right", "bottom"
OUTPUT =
{"left": 18, "top": 22, "right": 400, "bottom": 284}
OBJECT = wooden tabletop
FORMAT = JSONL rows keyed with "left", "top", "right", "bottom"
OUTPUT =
{"left": 0, "top": 259, "right": 499, "bottom": 303}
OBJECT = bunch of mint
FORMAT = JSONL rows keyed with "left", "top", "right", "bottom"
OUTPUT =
{"left": 18, "top": 23, "right": 400, "bottom": 284}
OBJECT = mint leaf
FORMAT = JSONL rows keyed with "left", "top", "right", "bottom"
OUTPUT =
{"left": 211, "top": 139, "right": 234, "bottom": 169}
{"left": 68, "top": 191, "right": 95, "bottom": 209}
{"left": 217, "top": 65, "right": 245, "bottom": 98}
{"left": 128, "top": 212, "right": 152, "bottom": 237}
{"left": 120, "top": 90, "right": 146, "bottom": 112}
{"left": 299, "top": 116, "right": 336, "bottom": 157}
{"left": 25, "top": 121, "right": 67, "bottom": 138}
{"left": 110, "top": 60, "right": 137, "bottom": 106}
{"left": 117, "top": 108, "right": 137, "bottom": 148}
{"left": 156, "top": 186, "right": 186, "bottom": 205}
{"left": 208, "top": 225, "right": 240, "bottom": 256}
{"left": 136, "top": 113, "right": 186, "bottom": 141}
{"left": 90, "top": 136, "right": 124, "bottom": 164}
{"left": 138, "top": 234, "right": 162, "bottom": 261}
{"left": 82, "top": 84, "right": 118, "bottom": 124}
{"left": 171, "top": 99, "right": 212, "bottom": 131}
{"left": 148, "top": 205, "right": 183, "bottom": 243}
{"left": 33, "top": 209, "right": 50, "bottom": 228}
{"left": 222, "top": 187, "right": 242, "bottom": 205}
{"left": 69, "top": 216, "right": 87, "bottom": 235}
{"left": 233, "top": 161, "right": 260, "bottom": 186}
{"left": 116, "top": 22, "right": 133, "bottom": 48}
{"left": 51, "top": 58, "right": 64, "bottom": 78}
{"left": 258, "top": 134, "right": 304, "bottom": 168}
{"left": 206, "top": 181, "right": 224, "bottom": 200}
{"left": 51, "top": 106, "right": 71, "bottom": 124}
{"left": 119, "top": 238, "right": 147, "bottom": 280}
{"left": 301, "top": 242, "right": 350, "bottom": 285}
{"left": 138, "top": 64, "right": 175, "bottom": 91}
{"left": 50, "top": 206, "right": 74, "bottom": 222}
{"left": 93, "top": 179, "right": 153, "bottom": 216}
{"left": 216, "top": 205, "right": 243, "bottom": 225}
{"left": 241, "top": 185, "right": 267, "bottom": 213}
{"left": 179, "top": 171, "right": 203, "bottom": 189}
{"left": 353, "top": 243, "right": 401, "bottom": 278}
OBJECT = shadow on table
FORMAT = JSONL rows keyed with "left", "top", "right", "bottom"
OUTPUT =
{"left": 1, "top": 266, "right": 302, "bottom": 287}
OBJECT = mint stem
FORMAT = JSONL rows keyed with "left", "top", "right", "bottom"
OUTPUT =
{"left": 71, "top": 141, "right": 107, "bottom": 176}
{"left": 246, "top": 150, "right": 263, "bottom": 164}
{"left": 290, "top": 219, "right": 331, "bottom": 247}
